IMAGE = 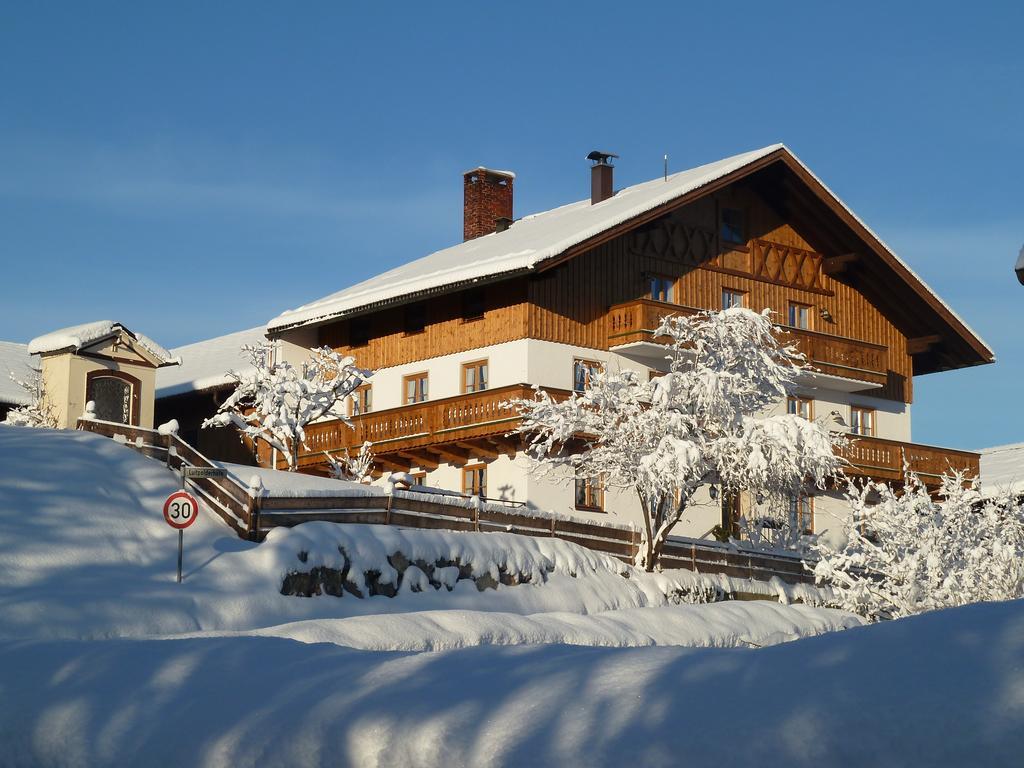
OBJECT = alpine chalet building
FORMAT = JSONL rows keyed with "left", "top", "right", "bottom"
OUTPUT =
{"left": 243, "top": 145, "right": 992, "bottom": 542}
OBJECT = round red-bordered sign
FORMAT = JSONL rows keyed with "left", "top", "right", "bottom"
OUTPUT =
{"left": 163, "top": 490, "right": 200, "bottom": 530}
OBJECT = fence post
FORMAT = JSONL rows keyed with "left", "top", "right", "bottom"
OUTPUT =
{"left": 550, "top": 517, "right": 556, "bottom": 537}
{"left": 691, "top": 543, "right": 697, "bottom": 573}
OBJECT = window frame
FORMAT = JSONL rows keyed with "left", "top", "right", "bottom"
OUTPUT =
{"left": 788, "top": 301, "right": 813, "bottom": 330}
{"left": 348, "top": 383, "right": 373, "bottom": 417}
{"left": 850, "top": 405, "right": 876, "bottom": 437}
{"left": 574, "top": 473, "right": 605, "bottom": 512}
{"left": 572, "top": 358, "right": 602, "bottom": 393}
{"left": 461, "top": 359, "right": 489, "bottom": 394}
{"left": 402, "top": 372, "right": 429, "bottom": 404}
{"left": 721, "top": 288, "right": 747, "bottom": 310}
{"left": 786, "top": 395, "right": 814, "bottom": 421}
{"left": 788, "top": 494, "right": 815, "bottom": 535}
{"left": 462, "top": 463, "right": 487, "bottom": 498}
{"left": 411, "top": 471, "right": 427, "bottom": 487}
{"left": 648, "top": 274, "right": 676, "bottom": 304}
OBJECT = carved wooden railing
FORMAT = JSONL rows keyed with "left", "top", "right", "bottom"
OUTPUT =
{"left": 607, "top": 299, "right": 888, "bottom": 386}
{"left": 839, "top": 434, "right": 979, "bottom": 483}
{"left": 296, "top": 384, "right": 571, "bottom": 466}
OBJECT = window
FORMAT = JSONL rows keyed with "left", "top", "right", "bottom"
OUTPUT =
{"left": 461, "top": 359, "right": 488, "bottom": 393}
{"left": 349, "top": 384, "right": 373, "bottom": 416}
{"left": 649, "top": 274, "right": 675, "bottom": 303}
{"left": 574, "top": 473, "right": 604, "bottom": 511}
{"left": 850, "top": 406, "right": 875, "bottom": 436}
{"left": 403, "top": 372, "right": 429, "bottom": 404}
{"left": 463, "top": 464, "right": 487, "bottom": 497}
{"left": 722, "top": 288, "right": 746, "bottom": 310}
{"left": 788, "top": 302, "right": 812, "bottom": 330}
{"left": 349, "top": 316, "right": 370, "bottom": 347}
{"left": 411, "top": 471, "right": 427, "bottom": 487}
{"left": 462, "top": 288, "right": 485, "bottom": 321}
{"left": 404, "top": 303, "right": 426, "bottom": 335}
{"left": 573, "top": 359, "right": 602, "bottom": 393}
{"left": 786, "top": 396, "right": 813, "bottom": 420}
{"left": 720, "top": 207, "right": 745, "bottom": 245}
{"left": 788, "top": 494, "right": 814, "bottom": 535}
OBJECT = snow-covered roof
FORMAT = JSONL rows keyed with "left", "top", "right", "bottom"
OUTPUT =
{"left": 0, "top": 341, "right": 34, "bottom": 406}
{"left": 979, "top": 443, "right": 1024, "bottom": 498}
{"left": 267, "top": 146, "right": 784, "bottom": 331}
{"left": 27, "top": 321, "right": 176, "bottom": 365}
{"left": 266, "top": 144, "right": 993, "bottom": 365}
{"left": 156, "top": 327, "right": 267, "bottom": 398}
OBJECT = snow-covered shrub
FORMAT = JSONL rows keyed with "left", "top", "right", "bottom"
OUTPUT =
{"left": 324, "top": 440, "right": 374, "bottom": 483}
{"left": 512, "top": 308, "right": 844, "bottom": 571}
{"left": 202, "top": 342, "right": 370, "bottom": 471}
{"left": 2, "top": 368, "right": 58, "bottom": 428}
{"left": 812, "top": 471, "right": 1024, "bottom": 621}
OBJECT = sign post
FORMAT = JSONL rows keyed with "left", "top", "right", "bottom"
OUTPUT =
{"left": 163, "top": 489, "right": 200, "bottom": 583}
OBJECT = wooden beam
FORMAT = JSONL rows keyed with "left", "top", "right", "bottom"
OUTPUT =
{"left": 485, "top": 435, "right": 521, "bottom": 458}
{"left": 907, "top": 335, "right": 942, "bottom": 355}
{"left": 822, "top": 252, "right": 859, "bottom": 276}
{"left": 455, "top": 440, "right": 500, "bottom": 460}
{"left": 425, "top": 444, "right": 471, "bottom": 465}
{"left": 397, "top": 450, "right": 440, "bottom": 471}
{"left": 373, "top": 455, "right": 411, "bottom": 473}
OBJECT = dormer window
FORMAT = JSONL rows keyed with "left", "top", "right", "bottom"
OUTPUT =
{"left": 721, "top": 207, "right": 745, "bottom": 245}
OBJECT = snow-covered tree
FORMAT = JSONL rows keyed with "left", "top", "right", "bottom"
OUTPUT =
{"left": 3, "top": 368, "right": 58, "bottom": 428}
{"left": 203, "top": 342, "right": 370, "bottom": 472}
{"left": 324, "top": 441, "right": 375, "bottom": 483}
{"left": 511, "top": 307, "right": 845, "bottom": 570}
{"left": 813, "top": 471, "right": 1024, "bottom": 621}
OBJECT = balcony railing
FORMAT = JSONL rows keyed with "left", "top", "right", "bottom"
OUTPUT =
{"left": 283, "top": 380, "right": 979, "bottom": 486}
{"left": 839, "top": 434, "right": 979, "bottom": 484}
{"left": 292, "top": 384, "right": 569, "bottom": 468}
{"left": 607, "top": 299, "right": 889, "bottom": 387}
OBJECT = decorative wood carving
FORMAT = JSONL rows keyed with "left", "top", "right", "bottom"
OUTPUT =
{"left": 628, "top": 220, "right": 716, "bottom": 265}
{"left": 749, "top": 239, "right": 825, "bottom": 291}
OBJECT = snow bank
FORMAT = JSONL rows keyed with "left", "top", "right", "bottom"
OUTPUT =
{"left": 0, "top": 426, "right": 839, "bottom": 644}
{"left": 1, "top": 599, "right": 1021, "bottom": 767}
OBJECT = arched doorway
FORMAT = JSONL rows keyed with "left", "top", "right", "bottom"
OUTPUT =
{"left": 85, "top": 370, "right": 140, "bottom": 426}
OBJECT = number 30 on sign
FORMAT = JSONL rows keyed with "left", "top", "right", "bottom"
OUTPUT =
{"left": 163, "top": 491, "right": 200, "bottom": 530}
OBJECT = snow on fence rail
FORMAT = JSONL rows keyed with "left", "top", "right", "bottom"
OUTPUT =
{"left": 76, "top": 418, "right": 814, "bottom": 584}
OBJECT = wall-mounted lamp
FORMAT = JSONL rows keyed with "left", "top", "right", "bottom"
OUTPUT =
{"left": 819, "top": 308, "right": 834, "bottom": 323}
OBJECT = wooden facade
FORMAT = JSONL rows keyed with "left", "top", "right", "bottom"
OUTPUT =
{"left": 317, "top": 180, "right": 918, "bottom": 403}
{"left": 265, "top": 152, "right": 991, "bottom": 489}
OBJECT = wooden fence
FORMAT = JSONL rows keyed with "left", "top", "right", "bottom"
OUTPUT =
{"left": 78, "top": 418, "right": 815, "bottom": 585}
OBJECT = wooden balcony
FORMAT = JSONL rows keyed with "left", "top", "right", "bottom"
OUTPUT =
{"left": 276, "top": 380, "right": 978, "bottom": 489}
{"left": 839, "top": 434, "right": 979, "bottom": 486}
{"left": 287, "top": 384, "right": 570, "bottom": 472}
{"left": 607, "top": 299, "right": 889, "bottom": 387}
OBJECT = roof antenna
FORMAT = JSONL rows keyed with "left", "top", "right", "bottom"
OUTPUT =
{"left": 663, "top": 154, "right": 668, "bottom": 181}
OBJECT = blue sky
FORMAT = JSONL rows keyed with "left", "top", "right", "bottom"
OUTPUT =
{"left": 1, "top": 2, "right": 1021, "bottom": 449}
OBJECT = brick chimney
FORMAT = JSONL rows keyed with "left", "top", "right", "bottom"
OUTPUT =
{"left": 463, "top": 167, "right": 514, "bottom": 241}
{"left": 587, "top": 151, "right": 618, "bottom": 205}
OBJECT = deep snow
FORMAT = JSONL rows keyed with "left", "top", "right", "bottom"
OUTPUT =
{"left": 22, "top": 425, "right": 1012, "bottom": 767}
{"left": 2, "top": 599, "right": 1023, "bottom": 767}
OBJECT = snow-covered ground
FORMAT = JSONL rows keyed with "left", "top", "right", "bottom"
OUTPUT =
{"left": 5, "top": 426, "right": 1021, "bottom": 766}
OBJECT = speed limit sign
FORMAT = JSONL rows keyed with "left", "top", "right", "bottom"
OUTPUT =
{"left": 163, "top": 491, "right": 199, "bottom": 530}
